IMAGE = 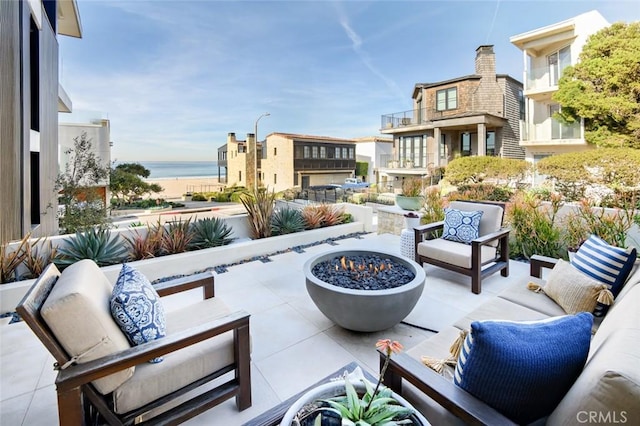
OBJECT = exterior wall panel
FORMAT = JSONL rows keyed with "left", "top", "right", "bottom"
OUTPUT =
{"left": 0, "top": 1, "right": 23, "bottom": 242}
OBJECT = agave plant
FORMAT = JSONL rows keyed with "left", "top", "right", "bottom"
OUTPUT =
{"left": 1, "top": 233, "right": 30, "bottom": 283}
{"left": 55, "top": 227, "right": 128, "bottom": 268}
{"left": 22, "top": 238, "right": 58, "bottom": 280}
{"left": 161, "top": 217, "right": 194, "bottom": 255}
{"left": 240, "top": 187, "right": 276, "bottom": 239}
{"left": 124, "top": 221, "right": 164, "bottom": 260}
{"left": 271, "top": 207, "right": 305, "bottom": 236}
{"left": 190, "top": 217, "right": 234, "bottom": 249}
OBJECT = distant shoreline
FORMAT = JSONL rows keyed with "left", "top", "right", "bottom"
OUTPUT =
{"left": 145, "top": 176, "right": 224, "bottom": 199}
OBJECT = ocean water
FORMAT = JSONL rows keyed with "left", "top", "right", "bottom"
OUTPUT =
{"left": 116, "top": 161, "right": 222, "bottom": 179}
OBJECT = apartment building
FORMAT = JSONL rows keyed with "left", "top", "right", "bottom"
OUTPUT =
{"left": 510, "top": 10, "right": 609, "bottom": 165}
{"left": 353, "top": 136, "right": 393, "bottom": 186}
{"left": 379, "top": 45, "right": 524, "bottom": 187}
{"left": 218, "top": 132, "right": 357, "bottom": 193}
{"left": 1, "top": 0, "right": 82, "bottom": 242}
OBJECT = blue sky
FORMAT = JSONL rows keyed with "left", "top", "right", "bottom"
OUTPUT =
{"left": 58, "top": 0, "right": 640, "bottom": 162}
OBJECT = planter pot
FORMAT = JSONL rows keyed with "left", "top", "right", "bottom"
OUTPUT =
{"left": 280, "top": 377, "right": 428, "bottom": 425}
{"left": 304, "top": 249, "right": 426, "bottom": 332}
{"left": 395, "top": 195, "right": 423, "bottom": 211}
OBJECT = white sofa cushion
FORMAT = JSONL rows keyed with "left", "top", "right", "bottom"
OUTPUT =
{"left": 417, "top": 239, "right": 496, "bottom": 269}
{"left": 41, "top": 260, "right": 134, "bottom": 395}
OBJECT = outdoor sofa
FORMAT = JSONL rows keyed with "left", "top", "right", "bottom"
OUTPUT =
{"left": 382, "top": 253, "right": 640, "bottom": 425}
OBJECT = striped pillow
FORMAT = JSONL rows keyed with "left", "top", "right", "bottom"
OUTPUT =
{"left": 454, "top": 314, "right": 593, "bottom": 424}
{"left": 571, "top": 235, "right": 637, "bottom": 316}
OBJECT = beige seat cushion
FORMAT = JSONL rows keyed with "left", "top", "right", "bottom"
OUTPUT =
{"left": 590, "top": 284, "right": 640, "bottom": 355}
{"left": 453, "top": 297, "right": 550, "bottom": 331}
{"left": 417, "top": 239, "right": 497, "bottom": 269}
{"left": 547, "top": 328, "right": 640, "bottom": 426}
{"left": 112, "top": 297, "right": 235, "bottom": 414}
{"left": 497, "top": 278, "right": 571, "bottom": 317}
{"left": 40, "top": 260, "right": 134, "bottom": 395}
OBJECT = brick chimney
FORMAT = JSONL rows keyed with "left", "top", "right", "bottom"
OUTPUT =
{"left": 246, "top": 133, "right": 256, "bottom": 191}
{"left": 227, "top": 132, "right": 237, "bottom": 144}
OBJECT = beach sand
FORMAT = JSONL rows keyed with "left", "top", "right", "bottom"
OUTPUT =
{"left": 145, "top": 177, "right": 224, "bottom": 199}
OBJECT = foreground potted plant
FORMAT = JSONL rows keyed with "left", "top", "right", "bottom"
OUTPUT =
{"left": 396, "top": 178, "right": 424, "bottom": 211}
{"left": 280, "top": 340, "right": 428, "bottom": 425}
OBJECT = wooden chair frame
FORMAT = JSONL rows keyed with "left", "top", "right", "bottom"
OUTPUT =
{"left": 379, "top": 255, "right": 556, "bottom": 425}
{"left": 16, "top": 264, "right": 251, "bottom": 425}
{"left": 414, "top": 201, "right": 510, "bottom": 294}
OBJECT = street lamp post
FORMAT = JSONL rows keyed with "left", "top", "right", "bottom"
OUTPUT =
{"left": 254, "top": 112, "right": 270, "bottom": 188}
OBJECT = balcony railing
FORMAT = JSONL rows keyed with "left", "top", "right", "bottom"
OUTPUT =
{"left": 293, "top": 159, "right": 355, "bottom": 171}
{"left": 379, "top": 154, "right": 435, "bottom": 170}
{"left": 525, "top": 65, "right": 569, "bottom": 92}
{"left": 381, "top": 108, "right": 449, "bottom": 129}
{"left": 521, "top": 120, "right": 581, "bottom": 142}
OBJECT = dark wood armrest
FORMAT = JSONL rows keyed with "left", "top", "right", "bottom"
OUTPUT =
{"left": 381, "top": 351, "right": 516, "bottom": 426}
{"left": 472, "top": 228, "right": 510, "bottom": 246}
{"left": 55, "top": 310, "right": 250, "bottom": 392}
{"left": 414, "top": 221, "right": 444, "bottom": 242}
{"left": 530, "top": 255, "right": 559, "bottom": 278}
{"left": 154, "top": 271, "right": 215, "bottom": 299}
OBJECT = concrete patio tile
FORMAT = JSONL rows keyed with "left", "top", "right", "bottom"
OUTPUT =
{"left": 21, "top": 385, "right": 57, "bottom": 426}
{"left": 184, "top": 364, "right": 280, "bottom": 425}
{"left": 287, "top": 294, "right": 335, "bottom": 331}
{"left": 254, "top": 332, "right": 355, "bottom": 401}
{"left": 0, "top": 344, "right": 50, "bottom": 401}
{"left": 260, "top": 271, "right": 307, "bottom": 302}
{"left": 404, "top": 294, "right": 468, "bottom": 333}
{"left": 324, "top": 323, "right": 435, "bottom": 373}
{"left": 249, "top": 304, "right": 322, "bottom": 362}
{"left": 0, "top": 321, "right": 42, "bottom": 357}
{"left": 220, "top": 280, "right": 285, "bottom": 315}
{"left": 0, "top": 392, "right": 31, "bottom": 425}
{"left": 36, "top": 354, "right": 57, "bottom": 390}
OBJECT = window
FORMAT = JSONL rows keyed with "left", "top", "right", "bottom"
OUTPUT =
{"left": 304, "top": 146, "right": 310, "bottom": 158}
{"left": 273, "top": 147, "right": 277, "bottom": 156}
{"left": 460, "top": 133, "right": 472, "bottom": 157}
{"left": 548, "top": 46, "right": 571, "bottom": 86}
{"left": 342, "top": 147, "right": 348, "bottom": 159}
{"left": 348, "top": 148, "right": 354, "bottom": 159}
{"left": 274, "top": 174, "right": 277, "bottom": 184}
{"left": 436, "top": 87, "right": 457, "bottom": 111}
{"left": 239, "top": 171, "right": 242, "bottom": 181}
{"left": 518, "top": 90, "right": 525, "bottom": 120}
{"left": 335, "top": 147, "right": 341, "bottom": 159}
{"left": 320, "top": 146, "right": 326, "bottom": 158}
{"left": 312, "top": 146, "right": 318, "bottom": 158}
{"left": 486, "top": 131, "right": 496, "bottom": 156}
{"left": 440, "top": 134, "right": 446, "bottom": 159}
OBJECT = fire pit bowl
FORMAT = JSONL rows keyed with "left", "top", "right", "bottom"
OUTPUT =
{"left": 303, "top": 249, "right": 426, "bottom": 332}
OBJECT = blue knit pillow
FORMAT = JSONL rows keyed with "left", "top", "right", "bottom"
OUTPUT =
{"left": 454, "top": 313, "right": 593, "bottom": 424}
{"left": 111, "top": 264, "right": 167, "bottom": 363}
{"left": 571, "top": 234, "right": 637, "bottom": 316}
{"left": 442, "top": 208, "right": 483, "bottom": 244}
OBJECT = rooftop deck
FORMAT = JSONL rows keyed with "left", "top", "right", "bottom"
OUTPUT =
{"left": 0, "top": 233, "right": 530, "bottom": 425}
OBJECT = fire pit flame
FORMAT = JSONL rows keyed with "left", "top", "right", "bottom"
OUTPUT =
{"left": 334, "top": 256, "right": 393, "bottom": 278}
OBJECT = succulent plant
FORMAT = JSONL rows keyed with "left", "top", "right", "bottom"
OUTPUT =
{"left": 240, "top": 187, "right": 275, "bottom": 239}
{"left": 124, "top": 221, "right": 163, "bottom": 260}
{"left": 302, "top": 205, "right": 324, "bottom": 229}
{"left": 161, "top": 217, "right": 194, "bottom": 255}
{"left": 190, "top": 217, "right": 234, "bottom": 249}
{"left": 55, "top": 227, "right": 128, "bottom": 268}
{"left": 271, "top": 207, "right": 305, "bottom": 236}
{"left": 302, "top": 204, "right": 346, "bottom": 229}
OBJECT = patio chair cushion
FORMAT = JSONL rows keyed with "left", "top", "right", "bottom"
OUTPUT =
{"left": 110, "top": 264, "right": 167, "bottom": 363}
{"left": 448, "top": 201, "right": 503, "bottom": 247}
{"left": 453, "top": 313, "right": 593, "bottom": 425}
{"left": 40, "top": 260, "right": 134, "bottom": 395}
{"left": 112, "top": 296, "right": 235, "bottom": 414}
{"left": 536, "top": 259, "right": 612, "bottom": 315}
{"left": 417, "top": 239, "right": 497, "bottom": 269}
{"left": 570, "top": 234, "right": 637, "bottom": 317}
{"left": 442, "top": 208, "right": 483, "bottom": 244}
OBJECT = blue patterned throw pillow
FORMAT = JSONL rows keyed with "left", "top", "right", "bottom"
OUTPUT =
{"left": 442, "top": 208, "right": 483, "bottom": 244}
{"left": 571, "top": 234, "right": 637, "bottom": 317}
{"left": 453, "top": 313, "right": 593, "bottom": 424}
{"left": 111, "top": 264, "right": 167, "bottom": 363}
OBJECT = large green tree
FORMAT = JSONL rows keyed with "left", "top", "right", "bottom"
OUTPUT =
{"left": 553, "top": 22, "right": 640, "bottom": 148}
{"left": 110, "top": 163, "right": 163, "bottom": 207}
